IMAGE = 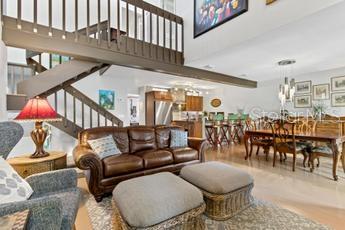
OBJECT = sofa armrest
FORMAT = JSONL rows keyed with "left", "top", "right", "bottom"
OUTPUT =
{"left": 26, "top": 169, "right": 77, "bottom": 196}
{"left": 0, "top": 197, "right": 63, "bottom": 230}
{"left": 73, "top": 145, "right": 104, "bottom": 198}
{"left": 188, "top": 137, "right": 207, "bottom": 162}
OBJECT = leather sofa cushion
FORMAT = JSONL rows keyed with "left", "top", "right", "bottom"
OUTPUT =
{"left": 170, "top": 147, "right": 198, "bottom": 164}
{"left": 155, "top": 126, "right": 184, "bottom": 149}
{"left": 103, "top": 154, "right": 144, "bottom": 177}
{"left": 112, "top": 128, "right": 129, "bottom": 153}
{"left": 155, "top": 126, "right": 171, "bottom": 149}
{"left": 129, "top": 128, "right": 157, "bottom": 153}
{"left": 135, "top": 150, "right": 174, "bottom": 169}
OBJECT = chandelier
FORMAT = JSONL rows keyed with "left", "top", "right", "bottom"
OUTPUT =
{"left": 278, "top": 59, "right": 296, "bottom": 106}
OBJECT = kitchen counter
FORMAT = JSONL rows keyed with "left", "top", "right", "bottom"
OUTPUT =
{"left": 171, "top": 120, "right": 203, "bottom": 138}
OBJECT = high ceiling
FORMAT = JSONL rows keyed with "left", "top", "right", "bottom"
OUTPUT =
{"left": 177, "top": 0, "right": 345, "bottom": 82}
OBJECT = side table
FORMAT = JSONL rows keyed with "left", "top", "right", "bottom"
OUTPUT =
{"left": 7, "top": 151, "right": 67, "bottom": 178}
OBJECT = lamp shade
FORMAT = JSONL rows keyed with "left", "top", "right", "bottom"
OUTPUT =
{"left": 15, "top": 97, "right": 60, "bottom": 122}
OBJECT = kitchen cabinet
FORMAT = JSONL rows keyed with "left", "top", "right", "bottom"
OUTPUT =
{"left": 186, "top": 96, "right": 203, "bottom": 111}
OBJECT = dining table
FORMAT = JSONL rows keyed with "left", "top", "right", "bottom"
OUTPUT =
{"left": 244, "top": 129, "right": 345, "bottom": 181}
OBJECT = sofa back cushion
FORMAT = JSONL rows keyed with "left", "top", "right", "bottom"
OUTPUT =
{"left": 129, "top": 127, "right": 157, "bottom": 153}
{"left": 155, "top": 126, "right": 184, "bottom": 149}
{"left": 79, "top": 127, "right": 129, "bottom": 153}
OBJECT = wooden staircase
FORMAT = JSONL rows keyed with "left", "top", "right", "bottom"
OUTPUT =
{"left": 9, "top": 53, "right": 123, "bottom": 138}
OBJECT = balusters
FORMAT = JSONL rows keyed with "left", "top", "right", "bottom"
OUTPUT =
{"left": 175, "top": 19, "right": 178, "bottom": 63}
{"left": 73, "top": 95, "right": 76, "bottom": 130}
{"left": 169, "top": 18, "right": 172, "bottom": 61}
{"left": 126, "top": 2, "right": 129, "bottom": 52}
{"left": 97, "top": 110, "right": 100, "bottom": 127}
{"left": 142, "top": 8, "right": 145, "bottom": 56}
{"left": 117, "top": 0, "right": 120, "bottom": 50}
{"left": 54, "top": 92, "right": 58, "bottom": 111}
{"left": 17, "top": 0, "right": 21, "bottom": 29}
{"left": 97, "top": 0, "right": 101, "bottom": 45}
{"left": 105, "top": 116, "right": 108, "bottom": 126}
{"left": 156, "top": 14, "right": 159, "bottom": 58}
{"left": 48, "top": 0, "right": 52, "bottom": 36}
{"left": 87, "top": 0, "right": 90, "bottom": 42}
{"left": 181, "top": 21, "right": 184, "bottom": 57}
{"left": 107, "top": 0, "right": 111, "bottom": 47}
{"left": 75, "top": 0, "right": 78, "bottom": 41}
{"left": 163, "top": 16, "right": 166, "bottom": 61}
{"left": 134, "top": 5, "right": 137, "bottom": 54}
{"left": 149, "top": 11, "right": 152, "bottom": 58}
{"left": 90, "top": 107, "right": 93, "bottom": 128}
{"left": 64, "top": 90, "right": 67, "bottom": 127}
{"left": 62, "top": 0, "right": 66, "bottom": 39}
{"left": 81, "top": 102, "right": 85, "bottom": 129}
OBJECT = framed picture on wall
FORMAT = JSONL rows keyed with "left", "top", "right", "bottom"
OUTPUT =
{"left": 295, "top": 81, "right": 312, "bottom": 94}
{"left": 294, "top": 95, "right": 312, "bottom": 108}
{"left": 313, "top": 84, "right": 330, "bottom": 100}
{"left": 331, "top": 92, "right": 345, "bottom": 107}
{"left": 99, "top": 90, "right": 115, "bottom": 110}
{"left": 331, "top": 76, "right": 345, "bottom": 91}
{"left": 194, "top": 0, "right": 248, "bottom": 38}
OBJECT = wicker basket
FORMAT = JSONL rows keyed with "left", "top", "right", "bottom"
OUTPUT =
{"left": 112, "top": 199, "right": 206, "bottom": 230}
{"left": 202, "top": 183, "right": 254, "bottom": 221}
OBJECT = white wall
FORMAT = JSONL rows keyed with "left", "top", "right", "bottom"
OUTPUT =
{"left": 0, "top": 6, "right": 8, "bottom": 121}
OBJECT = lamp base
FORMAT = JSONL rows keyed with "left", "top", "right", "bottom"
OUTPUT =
{"left": 30, "top": 121, "right": 50, "bottom": 158}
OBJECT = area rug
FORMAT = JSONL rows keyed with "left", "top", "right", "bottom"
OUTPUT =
{"left": 85, "top": 194, "right": 330, "bottom": 230}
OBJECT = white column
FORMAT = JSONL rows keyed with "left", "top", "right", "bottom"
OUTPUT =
{"left": 0, "top": 5, "right": 8, "bottom": 121}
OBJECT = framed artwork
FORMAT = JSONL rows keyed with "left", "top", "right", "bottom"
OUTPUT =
{"left": 128, "top": 96, "right": 140, "bottom": 124}
{"left": 294, "top": 95, "right": 312, "bottom": 108}
{"left": 99, "top": 90, "right": 115, "bottom": 110}
{"left": 194, "top": 0, "right": 248, "bottom": 38}
{"left": 313, "top": 84, "right": 330, "bottom": 100}
{"left": 331, "top": 92, "right": 345, "bottom": 107}
{"left": 331, "top": 76, "right": 345, "bottom": 91}
{"left": 295, "top": 81, "right": 312, "bottom": 94}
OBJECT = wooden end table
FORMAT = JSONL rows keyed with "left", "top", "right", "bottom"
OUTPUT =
{"left": 7, "top": 151, "right": 67, "bottom": 178}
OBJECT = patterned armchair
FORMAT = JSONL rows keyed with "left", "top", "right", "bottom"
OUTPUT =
{"left": 0, "top": 121, "right": 24, "bottom": 159}
{"left": 0, "top": 169, "right": 81, "bottom": 230}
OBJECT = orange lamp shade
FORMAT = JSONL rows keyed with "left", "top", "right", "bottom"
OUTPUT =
{"left": 15, "top": 97, "right": 60, "bottom": 122}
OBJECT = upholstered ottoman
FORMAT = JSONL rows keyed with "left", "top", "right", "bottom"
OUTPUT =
{"left": 180, "top": 161, "right": 254, "bottom": 220}
{"left": 112, "top": 172, "right": 205, "bottom": 230}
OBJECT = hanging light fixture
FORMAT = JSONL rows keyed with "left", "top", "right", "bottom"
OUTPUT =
{"left": 278, "top": 59, "right": 296, "bottom": 106}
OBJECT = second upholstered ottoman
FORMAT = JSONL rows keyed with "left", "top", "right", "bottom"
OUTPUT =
{"left": 180, "top": 161, "right": 254, "bottom": 220}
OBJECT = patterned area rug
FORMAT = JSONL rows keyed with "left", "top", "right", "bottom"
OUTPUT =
{"left": 85, "top": 194, "right": 330, "bottom": 230}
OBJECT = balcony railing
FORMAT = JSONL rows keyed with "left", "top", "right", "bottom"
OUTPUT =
{"left": 1, "top": 0, "right": 184, "bottom": 64}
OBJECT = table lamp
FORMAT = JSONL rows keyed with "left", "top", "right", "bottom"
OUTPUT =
{"left": 14, "top": 96, "right": 61, "bottom": 158}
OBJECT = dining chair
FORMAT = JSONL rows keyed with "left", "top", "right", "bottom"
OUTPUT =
{"left": 246, "top": 119, "right": 273, "bottom": 161}
{"left": 295, "top": 118, "right": 320, "bottom": 167}
{"left": 270, "top": 120, "right": 308, "bottom": 171}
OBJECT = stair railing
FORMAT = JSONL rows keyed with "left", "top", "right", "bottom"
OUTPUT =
{"left": 1, "top": 0, "right": 184, "bottom": 64}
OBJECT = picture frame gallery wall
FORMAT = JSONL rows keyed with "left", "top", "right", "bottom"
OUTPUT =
{"left": 293, "top": 76, "right": 345, "bottom": 108}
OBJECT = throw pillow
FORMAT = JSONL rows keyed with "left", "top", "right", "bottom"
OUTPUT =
{"left": 0, "top": 157, "right": 33, "bottom": 204}
{"left": 170, "top": 130, "right": 188, "bottom": 148}
{"left": 87, "top": 135, "right": 121, "bottom": 159}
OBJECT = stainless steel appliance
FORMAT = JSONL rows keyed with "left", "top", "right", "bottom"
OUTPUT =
{"left": 154, "top": 101, "right": 173, "bottom": 125}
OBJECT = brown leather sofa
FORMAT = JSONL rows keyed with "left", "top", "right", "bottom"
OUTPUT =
{"left": 73, "top": 125, "right": 207, "bottom": 201}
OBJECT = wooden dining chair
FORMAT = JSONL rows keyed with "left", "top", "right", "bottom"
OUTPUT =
{"left": 246, "top": 119, "right": 273, "bottom": 161}
{"left": 270, "top": 120, "right": 308, "bottom": 171}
